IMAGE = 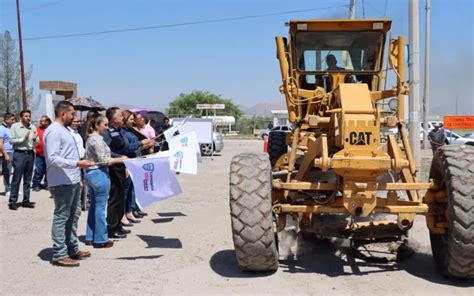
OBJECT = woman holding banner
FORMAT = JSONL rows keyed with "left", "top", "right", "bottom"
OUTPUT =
{"left": 84, "top": 114, "right": 123, "bottom": 248}
{"left": 121, "top": 110, "right": 154, "bottom": 225}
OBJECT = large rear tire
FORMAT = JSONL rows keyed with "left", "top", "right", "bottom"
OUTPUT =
{"left": 429, "top": 145, "right": 474, "bottom": 278}
{"left": 268, "top": 131, "right": 287, "bottom": 168}
{"left": 229, "top": 152, "right": 279, "bottom": 271}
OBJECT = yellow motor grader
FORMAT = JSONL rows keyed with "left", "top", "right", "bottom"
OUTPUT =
{"left": 229, "top": 19, "right": 473, "bottom": 278}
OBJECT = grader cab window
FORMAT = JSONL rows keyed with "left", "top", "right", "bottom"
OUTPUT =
{"left": 295, "top": 31, "right": 384, "bottom": 90}
{"left": 295, "top": 31, "right": 384, "bottom": 73}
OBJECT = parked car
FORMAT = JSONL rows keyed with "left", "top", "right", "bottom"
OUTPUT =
{"left": 445, "top": 130, "right": 474, "bottom": 145}
{"left": 464, "top": 132, "right": 474, "bottom": 139}
{"left": 200, "top": 132, "right": 224, "bottom": 156}
{"left": 385, "top": 121, "right": 445, "bottom": 143}
{"left": 259, "top": 125, "right": 293, "bottom": 139}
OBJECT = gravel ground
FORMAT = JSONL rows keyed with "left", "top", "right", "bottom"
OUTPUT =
{"left": 0, "top": 140, "right": 472, "bottom": 295}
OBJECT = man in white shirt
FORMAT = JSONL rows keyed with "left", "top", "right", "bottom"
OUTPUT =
{"left": 68, "top": 116, "right": 85, "bottom": 159}
{"left": 45, "top": 101, "right": 92, "bottom": 267}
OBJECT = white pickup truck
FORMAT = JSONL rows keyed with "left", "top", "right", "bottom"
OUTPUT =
{"left": 445, "top": 130, "right": 474, "bottom": 146}
{"left": 385, "top": 121, "right": 474, "bottom": 146}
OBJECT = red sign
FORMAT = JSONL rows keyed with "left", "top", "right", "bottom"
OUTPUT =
{"left": 444, "top": 116, "right": 474, "bottom": 129}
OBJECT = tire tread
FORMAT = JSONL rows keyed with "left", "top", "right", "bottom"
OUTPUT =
{"left": 229, "top": 152, "right": 278, "bottom": 271}
{"left": 268, "top": 131, "right": 287, "bottom": 167}
{"left": 430, "top": 145, "right": 474, "bottom": 278}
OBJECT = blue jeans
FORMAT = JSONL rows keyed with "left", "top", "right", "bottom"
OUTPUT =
{"left": 32, "top": 155, "right": 47, "bottom": 188}
{"left": 2, "top": 152, "right": 13, "bottom": 192}
{"left": 124, "top": 176, "right": 137, "bottom": 213}
{"left": 9, "top": 151, "right": 34, "bottom": 204}
{"left": 85, "top": 168, "right": 110, "bottom": 243}
{"left": 50, "top": 183, "right": 81, "bottom": 261}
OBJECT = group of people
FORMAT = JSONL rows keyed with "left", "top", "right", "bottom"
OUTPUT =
{"left": 1, "top": 101, "right": 167, "bottom": 268}
{"left": 0, "top": 111, "right": 51, "bottom": 209}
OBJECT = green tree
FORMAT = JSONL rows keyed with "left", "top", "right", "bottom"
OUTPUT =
{"left": 235, "top": 115, "right": 273, "bottom": 135}
{"left": 166, "top": 90, "right": 243, "bottom": 120}
{"left": 0, "top": 30, "right": 37, "bottom": 114}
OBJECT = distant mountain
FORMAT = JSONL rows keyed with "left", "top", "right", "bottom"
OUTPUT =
{"left": 240, "top": 102, "right": 287, "bottom": 116}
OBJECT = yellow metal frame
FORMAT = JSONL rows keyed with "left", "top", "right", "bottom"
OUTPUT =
{"left": 273, "top": 19, "right": 442, "bottom": 237}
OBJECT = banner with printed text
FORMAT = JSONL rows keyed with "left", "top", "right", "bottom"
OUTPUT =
{"left": 168, "top": 132, "right": 198, "bottom": 174}
{"left": 124, "top": 157, "right": 182, "bottom": 207}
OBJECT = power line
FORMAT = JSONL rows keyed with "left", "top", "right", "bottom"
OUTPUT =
{"left": 2, "top": 0, "right": 66, "bottom": 16}
{"left": 365, "top": 0, "right": 385, "bottom": 17}
{"left": 21, "top": 0, "right": 65, "bottom": 11}
{"left": 363, "top": 0, "right": 387, "bottom": 19}
{"left": 20, "top": 5, "right": 348, "bottom": 41}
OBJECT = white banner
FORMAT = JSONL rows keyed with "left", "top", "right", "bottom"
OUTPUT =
{"left": 164, "top": 115, "right": 192, "bottom": 142}
{"left": 171, "top": 118, "right": 213, "bottom": 144}
{"left": 124, "top": 157, "right": 182, "bottom": 207}
{"left": 147, "top": 141, "right": 201, "bottom": 163}
{"left": 168, "top": 132, "right": 198, "bottom": 174}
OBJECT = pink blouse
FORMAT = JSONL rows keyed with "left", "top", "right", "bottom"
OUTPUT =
{"left": 139, "top": 124, "right": 156, "bottom": 139}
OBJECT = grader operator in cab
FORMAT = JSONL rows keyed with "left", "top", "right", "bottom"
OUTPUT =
{"left": 229, "top": 19, "right": 473, "bottom": 278}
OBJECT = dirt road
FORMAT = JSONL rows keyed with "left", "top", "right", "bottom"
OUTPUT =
{"left": 1, "top": 140, "right": 472, "bottom": 295}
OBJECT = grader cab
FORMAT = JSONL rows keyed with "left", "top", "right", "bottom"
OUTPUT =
{"left": 229, "top": 19, "right": 474, "bottom": 278}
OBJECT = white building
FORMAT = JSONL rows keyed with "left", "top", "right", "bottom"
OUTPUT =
{"left": 202, "top": 115, "right": 236, "bottom": 131}
{"left": 271, "top": 110, "right": 289, "bottom": 127}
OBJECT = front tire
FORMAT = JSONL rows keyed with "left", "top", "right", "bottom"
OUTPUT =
{"left": 268, "top": 131, "right": 287, "bottom": 168}
{"left": 429, "top": 145, "right": 474, "bottom": 278}
{"left": 229, "top": 152, "right": 279, "bottom": 271}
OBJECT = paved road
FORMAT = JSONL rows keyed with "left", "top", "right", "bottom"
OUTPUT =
{"left": 1, "top": 140, "right": 472, "bottom": 295}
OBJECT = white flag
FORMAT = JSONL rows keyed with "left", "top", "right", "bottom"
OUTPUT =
{"left": 168, "top": 131, "right": 198, "bottom": 174}
{"left": 164, "top": 115, "right": 193, "bottom": 142}
{"left": 145, "top": 150, "right": 172, "bottom": 159}
{"left": 163, "top": 126, "right": 179, "bottom": 143}
{"left": 124, "top": 157, "right": 182, "bottom": 207}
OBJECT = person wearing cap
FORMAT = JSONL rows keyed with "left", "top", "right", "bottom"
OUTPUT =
{"left": 428, "top": 123, "right": 446, "bottom": 155}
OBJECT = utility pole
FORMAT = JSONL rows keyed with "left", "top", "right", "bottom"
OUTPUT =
{"left": 362, "top": 0, "right": 366, "bottom": 18}
{"left": 16, "top": 0, "right": 28, "bottom": 111}
{"left": 349, "top": 0, "right": 356, "bottom": 19}
{"left": 409, "top": 0, "right": 421, "bottom": 168}
{"left": 344, "top": 0, "right": 356, "bottom": 67}
{"left": 422, "top": 0, "right": 430, "bottom": 149}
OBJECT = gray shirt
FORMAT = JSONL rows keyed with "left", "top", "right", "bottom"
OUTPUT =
{"left": 44, "top": 122, "right": 81, "bottom": 187}
{"left": 428, "top": 128, "right": 446, "bottom": 148}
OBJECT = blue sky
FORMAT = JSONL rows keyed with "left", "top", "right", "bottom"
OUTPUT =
{"left": 1, "top": 0, "right": 473, "bottom": 116}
